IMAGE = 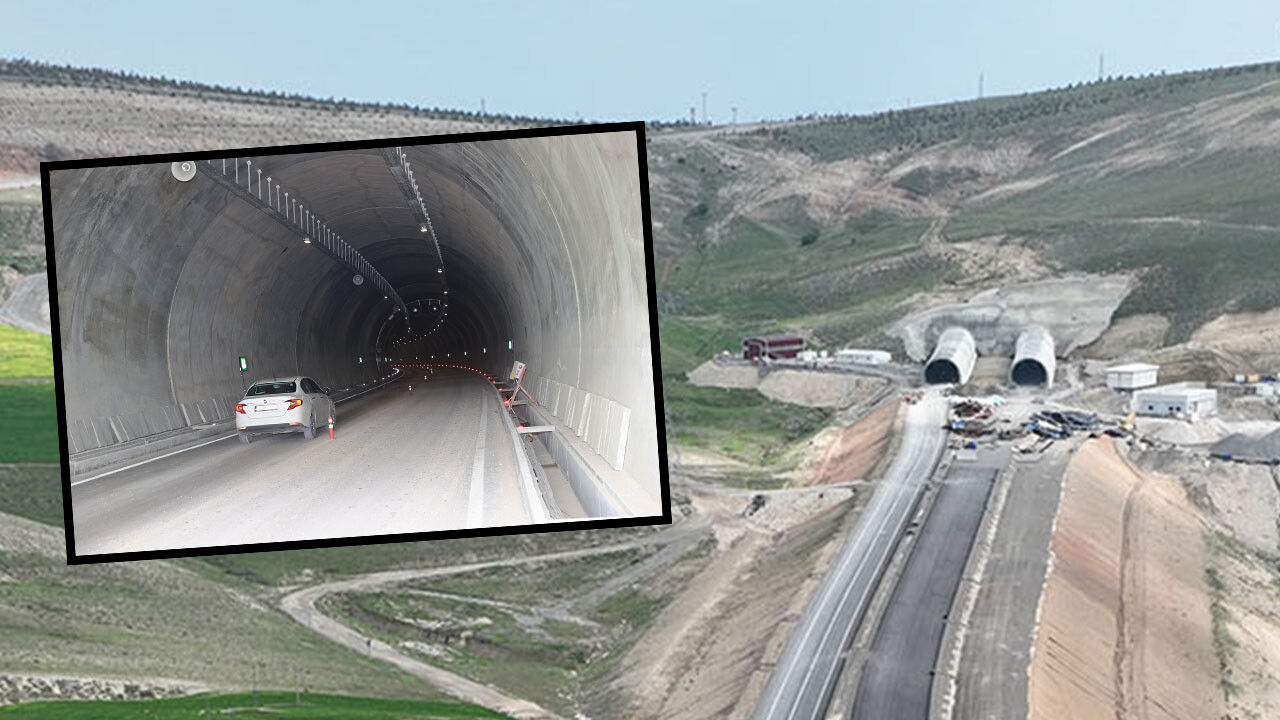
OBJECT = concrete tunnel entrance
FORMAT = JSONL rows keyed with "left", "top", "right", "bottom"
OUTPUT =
{"left": 47, "top": 130, "right": 662, "bottom": 520}
{"left": 1009, "top": 325, "right": 1056, "bottom": 388}
{"left": 1010, "top": 359, "right": 1049, "bottom": 385}
{"left": 924, "top": 327, "right": 976, "bottom": 385}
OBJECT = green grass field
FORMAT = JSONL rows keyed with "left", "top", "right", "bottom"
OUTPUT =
{"left": 0, "top": 463, "right": 62, "bottom": 526}
{"left": 659, "top": 316, "right": 832, "bottom": 470}
{"left": 0, "top": 692, "right": 508, "bottom": 719}
{"left": 0, "top": 324, "right": 53, "bottom": 378}
{"left": 0, "top": 384, "right": 59, "bottom": 462}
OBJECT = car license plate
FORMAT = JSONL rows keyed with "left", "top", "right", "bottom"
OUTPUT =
{"left": 254, "top": 405, "right": 272, "bottom": 412}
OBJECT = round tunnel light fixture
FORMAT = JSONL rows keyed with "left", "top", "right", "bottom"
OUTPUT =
{"left": 352, "top": 274, "right": 364, "bottom": 286}
{"left": 171, "top": 161, "right": 196, "bottom": 182}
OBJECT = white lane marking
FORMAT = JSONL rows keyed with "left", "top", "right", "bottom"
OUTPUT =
{"left": 767, "top": 398, "right": 942, "bottom": 720}
{"left": 763, "top": 455, "right": 899, "bottom": 718}
{"left": 70, "top": 432, "right": 237, "bottom": 487}
{"left": 804, "top": 424, "right": 943, "bottom": 717}
{"left": 466, "top": 395, "right": 488, "bottom": 529}
{"left": 70, "top": 374, "right": 401, "bottom": 488}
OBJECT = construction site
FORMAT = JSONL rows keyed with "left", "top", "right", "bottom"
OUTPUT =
{"left": 4, "top": 52, "right": 1280, "bottom": 720}
{"left": 685, "top": 269, "right": 1280, "bottom": 720}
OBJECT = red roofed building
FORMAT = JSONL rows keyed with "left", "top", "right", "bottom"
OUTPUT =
{"left": 742, "top": 333, "right": 805, "bottom": 360}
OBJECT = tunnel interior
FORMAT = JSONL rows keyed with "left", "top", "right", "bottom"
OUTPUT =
{"left": 1010, "top": 359, "right": 1050, "bottom": 386}
{"left": 48, "top": 131, "right": 661, "bottom": 516}
{"left": 924, "top": 360, "right": 961, "bottom": 385}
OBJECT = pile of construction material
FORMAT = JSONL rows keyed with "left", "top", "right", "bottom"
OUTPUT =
{"left": 1026, "top": 409, "right": 1100, "bottom": 439}
{"left": 947, "top": 398, "right": 996, "bottom": 437}
{"left": 1210, "top": 428, "right": 1280, "bottom": 464}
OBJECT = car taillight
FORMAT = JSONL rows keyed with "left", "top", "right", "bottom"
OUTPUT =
{"left": 235, "top": 403, "right": 246, "bottom": 414}
{"left": 285, "top": 398, "right": 303, "bottom": 410}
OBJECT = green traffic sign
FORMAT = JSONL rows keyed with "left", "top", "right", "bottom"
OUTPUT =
{"left": 238, "top": 356, "right": 248, "bottom": 372}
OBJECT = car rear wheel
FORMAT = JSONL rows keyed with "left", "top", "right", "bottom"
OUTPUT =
{"left": 239, "top": 431, "right": 251, "bottom": 444}
{"left": 303, "top": 412, "right": 316, "bottom": 440}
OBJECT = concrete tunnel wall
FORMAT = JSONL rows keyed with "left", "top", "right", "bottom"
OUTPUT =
{"left": 1010, "top": 324, "right": 1056, "bottom": 388}
{"left": 48, "top": 131, "right": 661, "bottom": 516}
{"left": 924, "top": 327, "right": 977, "bottom": 385}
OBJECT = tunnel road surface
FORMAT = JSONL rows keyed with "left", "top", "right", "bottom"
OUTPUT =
{"left": 751, "top": 392, "right": 947, "bottom": 720}
{"left": 71, "top": 371, "right": 531, "bottom": 555}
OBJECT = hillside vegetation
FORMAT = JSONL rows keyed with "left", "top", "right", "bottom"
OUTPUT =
{"left": 0, "top": 691, "right": 507, "bottom": 719}
{"left": 647, "top": 61, "right": 1280, "bottom": 461}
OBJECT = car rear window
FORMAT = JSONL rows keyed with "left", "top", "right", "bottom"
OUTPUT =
{"left": 247, "top": 381, "right": 296, "bottom": 396}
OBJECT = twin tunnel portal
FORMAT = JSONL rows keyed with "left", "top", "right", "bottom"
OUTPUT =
{"left": 923, "top": 325, "right": 1056, "bottom": 388}
{"left": 48, "top": 128, "right": 663, "bottom": 556}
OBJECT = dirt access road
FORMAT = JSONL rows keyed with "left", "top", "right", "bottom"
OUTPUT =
{"left": 280, "top": 521, "right": 709, "bottom": 720}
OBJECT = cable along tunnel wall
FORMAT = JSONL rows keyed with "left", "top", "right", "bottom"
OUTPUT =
{"left": 47, "top": 131, "right": 661, "bottom": 517}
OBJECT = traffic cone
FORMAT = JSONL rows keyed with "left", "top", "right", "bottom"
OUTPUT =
{"left": 328, "top": 415, "right": 334, "bottom": 439}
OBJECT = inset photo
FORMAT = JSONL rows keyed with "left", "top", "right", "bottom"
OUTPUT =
{"left": 44, "top": 123, "right": 668, "bottom": 562}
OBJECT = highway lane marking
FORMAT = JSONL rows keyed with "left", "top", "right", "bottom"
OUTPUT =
{"left": 466, "top": 395, "right": 487, "bottom": 528}
{"left": 810, "top": 425, "right": 944, "bottom": 720}
{"left": 70, "top": 373, "right": 402, "bottom": 488}
{"left": 784, "top": 476, "right": 912, "bottom": 720}
{"left": 765, "top": 399, "right": 942, "bottom": 720}
{"left": 69, "top": 432, "right": 238, "bottom": 487}
{"left": 762, "top": 445, "right": 905, "bottom": 718}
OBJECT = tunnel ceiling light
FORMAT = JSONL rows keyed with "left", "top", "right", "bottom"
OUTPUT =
{"left": 303, "top": 238, "right": 311, "bottom": 244}
{"left": 420, "top": 224, "right": 429, "bottom": 233}
{"left": 437, "top": 268, "right": 443, "bottom": 274}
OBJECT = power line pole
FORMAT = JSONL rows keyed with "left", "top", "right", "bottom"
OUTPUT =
{"left": 701, "top": 91, "right": 708, "bottom": 125}
{"left": 978, "top": 72, "right": 984, "bottom": 99}
{"left": 480, "top": 97, "right": 485, "bottom": 115}
{"left": 689, "top": 106, "right": 696, "bottom": 125}
{"left": 1098, "top": 52, "right": 1104, "bottom": 81}
{"left": 731, "top": 106, "right": 738, "bottom": 126}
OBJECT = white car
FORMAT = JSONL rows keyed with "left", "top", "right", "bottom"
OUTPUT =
{"left": 235, "top": 376, "right": 335, "bottom": 443}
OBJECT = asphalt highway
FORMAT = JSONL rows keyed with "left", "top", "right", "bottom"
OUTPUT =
{"left": 71, "top": 371, "right": 532, "bottom": 555}
{"left": 751, "top": 392, "right": 947, "bottom": 720}
{"left": 850, "top": 447, "right": 1007, "bottom": 720}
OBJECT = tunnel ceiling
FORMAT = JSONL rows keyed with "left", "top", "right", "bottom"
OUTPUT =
{"left": 250, "top": 146, "right": 525, "bottom": 358}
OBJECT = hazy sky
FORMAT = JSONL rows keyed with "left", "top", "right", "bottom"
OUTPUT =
{"left": 3, "top": 0, "right": 1277, "bottom": 122}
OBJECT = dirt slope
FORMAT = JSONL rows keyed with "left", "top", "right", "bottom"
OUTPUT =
{"left": 1028, "top": 439, "right": 1220, "bottom": 720}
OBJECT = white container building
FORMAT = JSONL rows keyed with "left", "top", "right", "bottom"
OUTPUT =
{"left": 1131, "top": 382, "right": 1217, "bottom": 419}
{"left": 835, "top": 348, "right": 892, "bottom": 365}
{"left": 1106, "top": 362, "right": 1159, "bottom": 391}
